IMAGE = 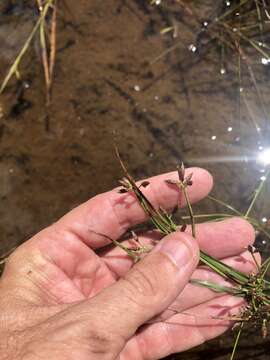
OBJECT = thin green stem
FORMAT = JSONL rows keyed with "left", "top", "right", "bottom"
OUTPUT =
{"left": 261, "top": 257, "right": 270, "bottom": 279}
{"left": 0, "top": 0, "right": 54, "bottom": 93}
{"left": 230, "top": 322, "right": 244, "bottom": 360}
{"left": 215, "top": 0, "right": 250, "bottom": 23}
{"left": 180, "top": 183, "right": 196, "bottom": 238}
{"left": 245, "top": 168, "right": 270, "bottom": 218}
{"left": 207, "top": 195, "right": 243, "bottom": 216}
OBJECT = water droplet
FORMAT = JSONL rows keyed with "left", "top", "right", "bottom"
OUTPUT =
{"left": 211, "top": 135, "right": 217, "bottom": 140}
{"left": 188, "top": 44, "right": 197, "bottom": 53}
{"left": 262, "top": 217, "right": 268, "bottom": 223}
{"left": 233, "top": 27, "right": 237, "bottom": 32}
{"left": 226, "top": 0, "right": 231, "bottom": 6}
{"left": 154, "top": 95, "right": 159, "bottom": 101}
{"left": 261, "top": 57, "right": 270, "bottom": 65}
{"left": 203, "top": 21, "right": 208, "bottom": 27}
{"left": 154, "top": 0, "right": 161, "bottom": 4}
{"left": 258, "top": 146, "right": 264, "bottom": 151}
{"left": 227, "top": 127, "right": 232, "bottom": 132}
{"left": 235, "top": 137, "right": 240, "bottom": 142}
{"left": 134, "top": 85, "right": 141, "bottom": 92}
{"left": 239, "top": 87, "right": 244, "bottom": 92}
{"left": 235, "top": 12, "right": 240, "bottom": 16}
{"left": 260, "top": 176, "right": 267, "bottom": 181}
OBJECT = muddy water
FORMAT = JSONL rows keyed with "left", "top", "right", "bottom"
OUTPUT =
{"left": 1, "top": 1, "right": 270, "bottom": 358}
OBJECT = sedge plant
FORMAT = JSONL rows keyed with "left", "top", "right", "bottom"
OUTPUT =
{"left": 113, "top": 149, "right": 270, "bottom": 360}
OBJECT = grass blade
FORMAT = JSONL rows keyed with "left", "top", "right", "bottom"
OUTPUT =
{"left": 0, "top": 0, "right": 54, "bottom": 94}
{"left": 230, "top": 322, "right": 244, "bottom": 360}
{"left": 245, "top": 168, "right": 270, "bottom": 218}
{"left": 191, "top": 279, "right": 243, "bottom": 296}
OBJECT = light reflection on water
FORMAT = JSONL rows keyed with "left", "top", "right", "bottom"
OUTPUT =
{"left": 258, "top": 149, "right": 270, "bottom": 166}
{"left": 187, "top": 147, "right": 270, "bottom": 167}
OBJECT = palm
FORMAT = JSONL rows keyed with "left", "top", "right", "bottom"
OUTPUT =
{"left": 28, "top": 228, "right": 117, "bottom": 304}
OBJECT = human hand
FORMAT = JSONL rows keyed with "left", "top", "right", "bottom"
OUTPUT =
{"left": 0, "top": 168, "right": 256, "bottom": 359}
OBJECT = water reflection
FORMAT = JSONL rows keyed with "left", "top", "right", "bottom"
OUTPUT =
{"left": 134, "top": 84, "right": 141, "bottom": 92}
{"left": 188, "top": 44, "right": 197, "bottom": 52}
{"left": 261, "top": 57, "right": 270, "bottom": 65}
{"left": 258, "top": 149, "right": 270, "bottom": 166}
{"left": 187, "top": 148, "right": 270, "bottom": 168}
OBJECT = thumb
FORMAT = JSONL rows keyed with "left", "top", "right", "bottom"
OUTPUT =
{"left": 66, "top": 232, "right": 199, "bottom": 357}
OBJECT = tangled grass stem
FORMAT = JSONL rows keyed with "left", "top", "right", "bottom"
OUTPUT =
{"left": 115, "top": 148, "right": 270, "bottom": 359}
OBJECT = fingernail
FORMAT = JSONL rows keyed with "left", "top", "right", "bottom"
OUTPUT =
{"left": 154, "top": 235, "right": 194, "bottom": 269}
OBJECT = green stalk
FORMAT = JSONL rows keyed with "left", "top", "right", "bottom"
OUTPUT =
{"left": 190, "top": 279, "right": 243, "bottom": 296}
{"left": 208, "top": 196, "right": 243, "bottom": 216}
{"left": 255, "top": 0, "right": 264, "bottom": 41}
{"left": 215, "top": 0, "right": 250, "bottom": 23}
{"left": 207, "top": 195, "right": 270, "bottom": 240}
{"left": 261, "top": 257, "right": 270, "bottom": 279}
{"left": 179, "top": 183, "right": 196, "bottom": 237}
{"left": 230, "top": 323, "right": 244, "bottom": 360}
{"left": 245, "top": 168, "right": 270, "bottom": 218}
{"left": 200, "top": 251, "right": 249, "bottom": 284}
{"left": 0, "top": 0, "right": 54, "bottom": 93}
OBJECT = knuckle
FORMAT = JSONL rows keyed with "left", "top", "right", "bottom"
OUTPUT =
{"left": 120, "top": 251, "right": 178, "bottom": 311}
{"left": 87, "top": 329, "right": 115, "bottom": 355}
{"left": 124, "top": 265, "right": 159, "bottom": 300}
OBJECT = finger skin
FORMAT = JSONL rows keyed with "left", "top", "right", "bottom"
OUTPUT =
{"left": 102, "top": 217, "right": 255, "bottom": 277}
{"left": 55, "top": 168, "right": 213, "bottom": 249}
{"left": 186, "top": 217, "right": 255, "bottom": 258}
{"left": 122, "top": 295, "right": 245, "bottom": 360}
{"left": 160, "top": 249, "right": 260, "bottom": 318}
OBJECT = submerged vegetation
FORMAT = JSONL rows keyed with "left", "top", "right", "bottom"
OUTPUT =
{"left": 151, "top": 0, "right": 270, "bottom": 134}
{"left": 0, "top": 0, "right": 58, "bottom": 104}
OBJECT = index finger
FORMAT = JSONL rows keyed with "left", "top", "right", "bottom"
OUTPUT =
{"left": 55, "top": 168, "right": 213, "bottom": 249}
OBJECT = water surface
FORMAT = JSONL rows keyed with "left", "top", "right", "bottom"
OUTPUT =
{"left": 1, "top": 1, "right": 270, "bottom": 358}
